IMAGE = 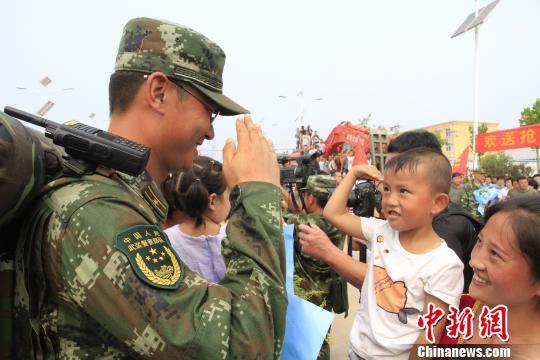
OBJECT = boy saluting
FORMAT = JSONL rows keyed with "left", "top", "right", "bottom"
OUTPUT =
{"left": 299, "top": 148, "right": 463, "bottom": 359}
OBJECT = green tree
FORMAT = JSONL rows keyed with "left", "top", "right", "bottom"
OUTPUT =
{"left": 509, "top": 163, "right": 533, "bottom": 179}
{"left": 431, "top": 131, "right": 446, "bottom": 148}
{"left": 359, "top": 113, "right": 372, "bottom": 128}
{"left": 518, "top": 98, "right": 540, "bottom": 171}
{"left": 468, "top": 123, "right": 489, "bottom": 149}
{"left": 479, "top": 152, "right": 514, "bottom": 177}
{"left": 389, "top": 124, "right": 401, "bottom": 136}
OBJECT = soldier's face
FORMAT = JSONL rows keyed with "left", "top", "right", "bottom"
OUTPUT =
{"left": 158, "top": 83, "right": 215, "bottom": 171}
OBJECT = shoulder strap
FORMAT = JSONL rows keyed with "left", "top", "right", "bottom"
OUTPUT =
{"left": 435, "top": 203, "right": 483, "bottom": 233}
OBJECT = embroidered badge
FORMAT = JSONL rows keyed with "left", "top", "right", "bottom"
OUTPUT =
{"left": 115, "top": 225, "right": 183, "bottom": 289}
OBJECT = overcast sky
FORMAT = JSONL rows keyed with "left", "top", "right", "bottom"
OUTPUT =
{"left": 2, "top": 0, "right": 539, "bottom": 156}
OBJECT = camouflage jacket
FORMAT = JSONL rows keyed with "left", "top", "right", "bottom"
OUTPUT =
{"left": 283, "top": 211, "right": 345, "bottom": 311}
{"left": 13, "top": 170, "right": 286, "bottom": 359}
{"left": 461, "top": 179, "right": 483, "bottom": 220}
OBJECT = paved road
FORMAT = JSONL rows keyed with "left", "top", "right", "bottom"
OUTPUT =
{"left": 330, "top": 253, "right": 361, "bottom": 360}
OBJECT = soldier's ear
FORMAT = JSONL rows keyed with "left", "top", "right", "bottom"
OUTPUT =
{"left": 306, "top": 193, "right": 315, "bottom": 206}
{"left": 144, "top": 72, "right": 169, "bottom": 115}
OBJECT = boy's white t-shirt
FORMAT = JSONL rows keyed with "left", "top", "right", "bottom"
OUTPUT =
{"left": 350, "top": 217, "right": 464, "bottom": 359}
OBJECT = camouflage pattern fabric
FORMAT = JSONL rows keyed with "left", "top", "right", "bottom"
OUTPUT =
{"left": 283, "top": 211, "right": 346, "bottom": 360}
{"left": 13, "top": 170, "right": 286, "bottom": 359}
{"left": 300, "top": 174, "right": 336, "bottom": 195}
{"left": 461, "top": 177, "right": 483, "bottom": 220}
{"left": 115, "top": 17, "right": 248, "bottom": 116}
{"left": 0, "top": 111, "right": 64, "bottom": 358}
{"left": 0, "top": 111, "right": 64, "bottom": 230}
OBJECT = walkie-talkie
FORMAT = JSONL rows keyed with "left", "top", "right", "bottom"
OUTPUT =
{"left": 4, "top": 106, "right": 150, "bottom": 177}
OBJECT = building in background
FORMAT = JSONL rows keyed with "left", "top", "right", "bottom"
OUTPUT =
{"left": 421, "top": 120, "right": 499, "bottom": 163}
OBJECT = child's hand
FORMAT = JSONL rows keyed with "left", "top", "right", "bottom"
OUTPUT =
{"left": 298, "top": 223, "right": 335, "bottom": 262}
{"left": 350, "top": 165, "right": 384, "bottom": 182}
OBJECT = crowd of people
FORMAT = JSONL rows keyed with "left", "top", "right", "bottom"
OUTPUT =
{"left": 453, "top": 170, "right": 540, "bottom": 219}
{"left": 294, "top": 126, "right": 372, "bottom": 181}
{"left": 2, "top": 15, "right": 539, "bottom": 360}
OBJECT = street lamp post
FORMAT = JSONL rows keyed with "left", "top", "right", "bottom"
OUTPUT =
{"left": 451, "top": 0, "right": 501, "bottom": 170}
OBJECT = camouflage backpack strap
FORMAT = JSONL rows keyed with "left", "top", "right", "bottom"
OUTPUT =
{"left": 0, "top": 111, "right": 65, "bottom": 359}
{"left": 0, "top": 111, "right": 64, "bottom": 231}
{"left": 0, "top": 249, "right": 15, "bottom": 358}
{"left": 12, "top": 202, "right": 57, "bottom": 359}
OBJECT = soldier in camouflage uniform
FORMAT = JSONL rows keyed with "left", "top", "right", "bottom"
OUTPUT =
{"left": 283, "top": 175, "right": 346, "bottom": 360}
{"left": 461, "top": 169, "right": 485, "bottom": 220}
{"left": 11, "top": 18, "right": 286, "bottom": 359}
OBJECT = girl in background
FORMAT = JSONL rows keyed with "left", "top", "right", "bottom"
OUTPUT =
{"left": 162, "top": 156, "right": 230, "bottom": 283}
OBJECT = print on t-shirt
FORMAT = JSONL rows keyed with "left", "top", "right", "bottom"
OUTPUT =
{"left": 373, "top": 265, "right": 420, "bottom": 324}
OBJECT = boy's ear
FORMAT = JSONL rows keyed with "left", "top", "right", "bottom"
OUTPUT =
{"left": 534, "top": 282, "right": 540, "bottom": 299}
{"left": 432, "top": 193, "right": 449, "bottom": 216}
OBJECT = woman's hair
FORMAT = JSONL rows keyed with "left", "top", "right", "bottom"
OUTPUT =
{"left": 162, "top": 156, "right": 227, "bottom": 227}
{"left": 484, "top": 197, "right": 540, "bottom": 282}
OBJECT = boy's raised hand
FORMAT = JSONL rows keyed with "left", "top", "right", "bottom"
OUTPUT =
{"left": 350, "top": 165, "right": 384, "bottom": 182}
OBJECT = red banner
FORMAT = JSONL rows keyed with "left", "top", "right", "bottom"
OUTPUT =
{"left": 452, "top": 147, "right": 469, "bottom": 174}
{"left": 475, "top": 124, "right": 540, "bottom": 153}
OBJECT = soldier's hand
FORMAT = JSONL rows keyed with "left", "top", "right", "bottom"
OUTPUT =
{"left": 298, "top": 223, "right": 335, "bottom": 262}
{"left": 350, "top": 165, "right": 384, "bottom": 182}
{"left": 223, "top": 115, "right": 279, "bottom": 188}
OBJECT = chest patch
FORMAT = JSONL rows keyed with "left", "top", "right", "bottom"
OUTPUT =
{"left": 115, "top": 225, "right": 184, "bottom": 289}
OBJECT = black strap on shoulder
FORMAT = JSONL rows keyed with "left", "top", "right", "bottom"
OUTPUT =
{"left": 435, "top": 202, "right": 484, "bottom": 234}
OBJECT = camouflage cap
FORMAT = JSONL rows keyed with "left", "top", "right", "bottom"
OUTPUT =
{"left": 300, "top": 175, "right": 336, "bottom": 194}
{"left": 115, "top": 17, "right": 248, "bottom": 116}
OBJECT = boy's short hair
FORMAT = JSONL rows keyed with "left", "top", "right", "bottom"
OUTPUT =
{"left": 387, "top": 130, "right": 442, "bottom": 154}
{"left": 385, "top": 147, "right": 451, "bottom": 194}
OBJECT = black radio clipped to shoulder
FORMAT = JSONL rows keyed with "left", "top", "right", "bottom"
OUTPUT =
{"left": 4, "top": 106, "right": 150, "bottom": 176}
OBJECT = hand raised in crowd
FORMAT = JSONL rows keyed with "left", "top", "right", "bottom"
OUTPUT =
{"left": 298, "top": 223, "right": 335, "bottom": 262}
{"left": 350, "top": 164, "right": 384, "bottom": 182}
{"left": 223, "top": 115, "right": 280, "bottom": 187}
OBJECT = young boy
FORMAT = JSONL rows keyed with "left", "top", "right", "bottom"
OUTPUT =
{"left": 301, "top": 148, "right": 464, "bottom": 359}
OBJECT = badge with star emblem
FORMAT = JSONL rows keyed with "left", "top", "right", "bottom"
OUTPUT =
{"left": 115, "top": 225, "right": 184, "bottom": 289}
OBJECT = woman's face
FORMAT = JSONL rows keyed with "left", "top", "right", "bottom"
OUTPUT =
{"left": 469, "top": 211, "right": 540, "bottom": 308}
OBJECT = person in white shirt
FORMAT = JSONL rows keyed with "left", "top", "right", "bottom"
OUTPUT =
{"left": 301, "top": 132, "right": 311, "bottom": 149}
{"left": 311, "top": 130, "right": 321, "bottom": 146}
{"left": 162, "top": 156, "right": 230, "bottom": 283}
{"left": 298, "top": 148, "right": 464, "bottom": 359}
{"left": 318, "top": 154, "right": 329, "bottom": 173}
